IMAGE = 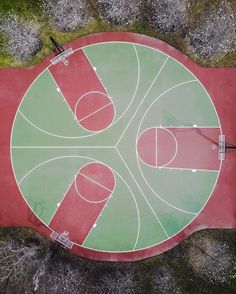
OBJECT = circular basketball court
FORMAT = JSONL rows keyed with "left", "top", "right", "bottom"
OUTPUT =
{"left": 10, "top": 33, "right": 222, "bottom": 260}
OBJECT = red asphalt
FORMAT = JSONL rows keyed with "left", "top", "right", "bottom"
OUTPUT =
{"left": 137, "top": 127, "right": 220, "bottom": 170}
{"left": 0, "top": 32, "right": 236, "bottom": 261}
{"left": 49, "top": 49, "right": 115, "bottom": 132}
{"left": 49, "top": 50, "right": 106, "bottom": 115}
{"left": 50, "top": 162, "right": 115, "bottom": 245}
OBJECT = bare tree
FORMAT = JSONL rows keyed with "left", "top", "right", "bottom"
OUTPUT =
{"left": 96, "top": 0, "right": 142, "bottom": 26}
{"left": 187, "top": 235, "right": 235, "bottom": 284}
{"left": 40, "top": 261, "right": 86, "bottom": 293}
{"left": 41, "top": 0, "right": 92, "bottom": 32}
{"left": 0, "top": 13, "right": 42, "bottom": 61}
{"left": 186, "top": 1, "right": 236, "bottom": 59}
{"left": 33, "top": 253, "right": 51, "bottom": 292}
{"left": 144, "top": 0, "right": 189, "bottom": 33}
{"left": 96, "top": 271, "right": 136, "bottom": 294}
{"left": 152, "top": 266, "right": 182, "bottom": 294}
{"left": 0, "top": 238, "right": 39, "bottom": 287}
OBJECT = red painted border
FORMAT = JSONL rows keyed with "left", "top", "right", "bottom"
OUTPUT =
{"left": 0, "top": 32, "right": 236, "bottom": 261}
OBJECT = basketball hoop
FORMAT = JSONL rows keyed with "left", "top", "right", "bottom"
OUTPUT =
{"left": 50, "top": 48, "right": 73, "bottom": 66}
{"left": 218, "top": 134, "right": 225, "bottom": 160}
{"left": 50, "top": 230, "right": 73, "bottom": 249}
{"left": 49, "top": 36, "right": 73, "bottom": 66}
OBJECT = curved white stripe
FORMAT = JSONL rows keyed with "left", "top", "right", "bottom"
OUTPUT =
{"left": 82, "top": 43, "right": 141, "bottom": 131}
{"left": 135, "top": 80, "right": 199, "bottom": 215}
{"left": 116, "top": 56, "right": 169, "bottom": 146}
{"left": 17, "top": 155, "right": 140, "bottom": 250}
{"left": 116, "top": 147, "right": 169, "bottom": 238}
{"left": 19, "top": 111, "right": 82, "bottom": 139}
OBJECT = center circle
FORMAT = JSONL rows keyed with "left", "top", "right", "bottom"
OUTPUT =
{"left": 75, "top": 162, "right": 115, "bottom": 203}
{"left": 137, "top": 127, "right": 177, "bottom": 167}
{"left": 75, "top": 92, "right": 115, "bottom": 132}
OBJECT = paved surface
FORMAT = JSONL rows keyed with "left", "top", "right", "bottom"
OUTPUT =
{"left": 0, "top": 32, "right": 236, "bottom": 261}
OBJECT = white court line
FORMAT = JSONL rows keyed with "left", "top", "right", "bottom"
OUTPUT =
{"left": 28, "top": 71, "right": 115, "bottom": 140}
{"left": 13, "top": 68, "right": 114, "bottom": 141}
{"left": 48, "top": 174, "right": 76, "bottom": 225}
{"left": 115, "top": 56, "right": 169, "bottom": 147}
{"left": 81, "top": 155, "right": 220, "bottom": 253}
{"left": 82, "top": 48, "right": 113, "bottom": 99}
{"left": 116, "top": 147, "right": 169, "bottom": 238}
{"left": 82, "top": 44, "right": 141, "bottom": 130}
{"left": 154, "top": 127, "right": 178, "bottom": 169}
{"left": 19, "top": 109, "right": 116, "bottom": 140}
{"left": 74, "top": 180, "right": 111, "bottom": 204}
{"left": 136, "top": 80, "right": 198, "bottom": 139}
{"left": 81, "top": 166, "right": 141, "bottom": 250}
{"left": 19, "top": 110, "right": 82, "bottom": 139}
{"left": 10, "top": 41, "right": 223, "bottom": 253}
{"left": 134, "top": 79, "right": 220, "bottom": 214}
{"left": 13, "top": 43, "right": 141, "bottom": 145}
{"left": 64, "top": 44, "right": 220, "bottom": 248}
{"left": 78, "top": 41, "right": 222, "bottom": 136}
{"left": 78, "top": 172, "right": 114, "bottom": 193}
{"left": 11, "top": 146, "right": 115, "bottom": 149}
{"left": 16, "top": 154, "right": 141, "bottom": 250}
{"left": 18, "top": 156, "right": 79, "bottom": 184}
{"left": 81, "top": 195, "right": 114, "bottom": 245}
{"left": 159, "top": 126, "right": 220, "bottom": 129}
{"left": 78, "top": 101, "right": 113, "bottom": 123}
{"left": 136, "top": 126, "right": 219, "bottom": 170}
{"left": 137, "top": 127, "right": 179, "bottom": 169}
{"left": 74, "top": 91, "right": 110, "bottom": 116}
{"left": 74, "top": 162, "right": 116, "bottom": 204}
{"left": 155, "top": 128, "right": 158, "bottom": 167}
{"left": 136, "top": 128, "right": 161, "bottom": 168}
{"left": 47, "top": 69, "right": 80, "bottom": 125}
{"left": 156, "top": 128, "right": 178, "bottom": 168}
{"left": 159, "top": 166, "right": 219, "bottom": 173}
{"left": 74, "top": 91, "right": 116, "bottom": 134}
{"left": 136, "top": 150, "right": 198, "bottom": 214}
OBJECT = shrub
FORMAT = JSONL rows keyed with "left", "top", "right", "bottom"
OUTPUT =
{"left": 96, "top": 0, "right": 142, "bottom": 26}
{"left": 187, "top": 235, "right": 234, "bottom": 284}
{"left": 42, "top": 0, "right": 92, "bottom": 32}
{"left": 0, "top": 13, "right": 42, "bottom": 61}
{"left": 145, "top": 0, "right": 188, "bottom": 33}
{"left": 186, "top": 1, "right": 236, "bottom": 59}
{"left": 152, "top": 266, "right": 181, "bottom": 293}
{"left": 96, "top": 271, "right": 136, "bottom": 294}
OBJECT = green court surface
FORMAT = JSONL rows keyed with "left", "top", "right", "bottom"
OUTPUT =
{"left": 11, "top": 42, "right": 221, "bottom": 252}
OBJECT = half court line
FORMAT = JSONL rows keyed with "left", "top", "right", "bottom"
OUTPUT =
{"left": 78, "top": 172, "right": 114, "bottom": 193}
{"left": 11, "top": 146, "right": 115, "bottom": 149}
{"left": 74, "top": 180, "right": 111, "bottom": 204}
{"left": 78, "top": 101, "right": 113, "bottom": 122}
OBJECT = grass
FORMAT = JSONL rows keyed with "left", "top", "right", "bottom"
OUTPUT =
{"left": 1, "top": 227, "right": 235, "bottom": 293}
{"left": 0, "top": 1, "right": 235, "bottom": 67}
{"left": 0, "top": 0, "right": 42, "bottom": 18}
